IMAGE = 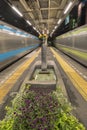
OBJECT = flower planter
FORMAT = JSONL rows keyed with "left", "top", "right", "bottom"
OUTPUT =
{"left": 26, "top": 68, "right": 56, "bottom": 90}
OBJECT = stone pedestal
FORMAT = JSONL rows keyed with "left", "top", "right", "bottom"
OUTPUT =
{"left": 41, "top": 41, "right": 47, "bottom": 71}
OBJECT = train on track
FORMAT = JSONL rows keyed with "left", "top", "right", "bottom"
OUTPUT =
{"left": 0, "top": 21, "right": 40, "bottom": 71}
{"left": 54, "top": 25, "right": 87, "bottom": 67}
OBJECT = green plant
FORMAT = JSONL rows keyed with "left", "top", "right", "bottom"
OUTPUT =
{"left": 0, "top": 86, "right": 86, "bottom": 130}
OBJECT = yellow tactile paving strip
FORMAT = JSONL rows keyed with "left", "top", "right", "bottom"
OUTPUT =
{"left": 51, "top": 48, "right": 87, "bottom": 101}
{"left": 0, "top": 49, "right": 40, "bottom": 104}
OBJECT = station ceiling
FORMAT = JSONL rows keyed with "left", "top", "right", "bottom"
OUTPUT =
{"left": 0, "top": 0, "right": 78, "bottom": 37}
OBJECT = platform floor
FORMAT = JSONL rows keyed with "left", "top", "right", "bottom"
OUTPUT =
{"left": 51, "top": 47, "right": 87, "bottom": 128}
{"left": 0, "top": 47, "right": 87, "bottom": 128}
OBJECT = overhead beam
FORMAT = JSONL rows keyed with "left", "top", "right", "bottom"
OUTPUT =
{"left": 50, "top": 0, "right": 67, "bottom": 32}
{"left": 34, "top": 18, "right": 59, "bottom": 24}
{"left": 36, "top": 0, "right": 42, "bottom": 19}
{"left": 23, "top": 8, "right": 63, "bottom": 13}
{"left": 40, "top": 7, "right": 63, "bottom": 11}
{"left": 48, "top": 0, "right": 50, "bottom": 32}
{"left": 51, "top": 0, "right": 78, "bottom": 33}
{"left": 36, "top": 0, "right": 43, "bottom": 31}
{"left": 19, "top": 0, "right": 34, "bottom": 20}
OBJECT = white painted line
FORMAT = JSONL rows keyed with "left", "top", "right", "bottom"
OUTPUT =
{"left": 73, "top": 67, "right": 76, "bottom": 70}
{"left": 1, "top": 81, "right": 4, "bottom": 83}
{"left": 83, "top": 75, "right": 87, "bottom": 79}
{"left": 5, "top": 77, "right": 8, "bottom": 80}
{"left": 79, "top": 72, "right": 83, "bottom": 75}
{"left": 76, "top": 70, "right": 80, "bottom": 73}
{"left": 9, "top": 73, "right": 12, "bottom": 76}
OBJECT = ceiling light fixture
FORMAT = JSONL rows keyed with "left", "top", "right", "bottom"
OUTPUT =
{"left": 12, "top": 6, "right": 23, "bottom": 17}
{"left": 50, "top": 28, "right": 55, "bottom": 36}
{"left": 33, "top": 27, "right": 36, "bottom": 30}
{"left": 57, "top": 19, "right": 62, "bottom": 24}
{"left": 55, "top": 26, "right": 57, "bottom": 29}
{"left": 26, "top": 20, "right": 32, "bottom": 25}
{"left": 64, "top": 1, "right": 73, "bottom": 14}
{"left": 52, "top": 30, "right": 55, "bottom": 33}
{"left": 37, "top": 30, "right": 39, "bottom": 33}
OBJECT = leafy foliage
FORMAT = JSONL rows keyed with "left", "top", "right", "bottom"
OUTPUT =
{"left": 0, "top": 86, "right": 85, "bottom": 130}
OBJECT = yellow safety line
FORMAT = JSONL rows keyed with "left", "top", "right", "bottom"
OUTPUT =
{"left": 0, "top": 49, "right": 40, "bottom": 104}
{"left": 51, "top": 48, "right": 87, "bottom": 101}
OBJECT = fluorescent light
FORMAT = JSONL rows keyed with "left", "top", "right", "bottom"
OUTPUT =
{"left": 64, "top": 2, "right": 73, "bottom": 14}
{"left": 36, "top": 30, "right": 39, "bottom": 33}
{"left": 51, "top": 31, "right": 54, "bottom": 34}
{"left": 37, "top": 31, "right": 40, "bottom": 34}
{"left": 27, "top": 20, "right": 32, "bottom": 25}
{"left": 50, "top": 30, "right": 54, "bottom": 36}
{"left": 52, "top": 29, "right": 55, "bottom": 33}
{"left": 33, "top": 27, "right": 36, "bottom": 30}
{"left": 12, "top": 6, "right": 23, "bottom": 17}
{"left": 57, "top": 19, "right": 62, "bottom": 24}
{"left": 47, "top": 30, "right": 49, "bottom": 34}
{"left": 55, "top": 26, "right": 57, "bottom": 29}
